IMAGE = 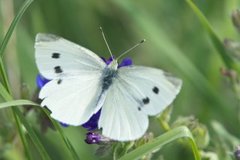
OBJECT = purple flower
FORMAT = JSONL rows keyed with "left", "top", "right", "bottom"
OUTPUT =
{"left": 85, "top": 132, "right": 102, "bottom": 144}
{"left": 59, "top": 122, "right": 69, "bottom": 127}
{"left": 235, "top": 146, "right": 240, "bottom": 160}
{"left": 85, "top": 132, "right": 111, "bottom": 144}
{"left": 82, "top": 110, "right": 101, "bottom": 130}
{"left": 101, "top": 57, "right": 133, "bottom": 68}
{"left": 36, "top": 57, "right": 133, "bottom": 130}
{"left": 118, "top": 57, "right": 133, "bottom": 68}
{"left": 36, "top": 74, "right": 50, "bottom": 88}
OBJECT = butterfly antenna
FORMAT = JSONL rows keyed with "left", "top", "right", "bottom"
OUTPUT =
{"left": 100, "top": 27, "right": 114, "bottom": 59}
{"left": 116, "top": 39, "right": 146, "bottom": 61}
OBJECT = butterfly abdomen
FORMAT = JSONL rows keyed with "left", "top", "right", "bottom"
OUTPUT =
{"left": 101, "top": 68, "right": 118, "bottom": 91}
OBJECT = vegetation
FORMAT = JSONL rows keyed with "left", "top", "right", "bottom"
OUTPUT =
{"left": 0, "top": 0, "right": 240, "bottom": 159}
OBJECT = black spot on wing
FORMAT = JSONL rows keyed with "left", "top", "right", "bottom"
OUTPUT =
{"left": 52, "top": 53, "right": 60, "bottom": 59}
{"left": 152, "top": 86, "right": 159, "bottom": 94}
{"left": 54, "top": 66, "right": 63, "bottom": 73}
{"left": 142, "top": 97, "right": 150, "bottom": 104}
{"left": 57, "top": 79, "right": 62, "bottom": 84}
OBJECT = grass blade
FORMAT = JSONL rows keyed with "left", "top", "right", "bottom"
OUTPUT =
{"left": 0, "top": 0, "right": 34, "bottom": 58}
{"left": 0, "top": 82, "right": 12, "bottom": 100}
{"left": 0, "top": 58, "right": 11, "bottom": 93}
{"left": 14, "top": 108, "right": 52, "bottom": 160}
{"left": 0, "top": 0, "right": 34, "bottom": 91}
{"left": 0, "top": 84, "right": 79, "bottom": 159}
{"left": 119, "top": 126, "right": 200, "bottom": 160}
{"left": 0, "top": 83, "right": 33, "bottom": 159}
{"left": 43, "top": 109, "right": 80, "bottom": 160}
{"left": 0, "top": 99, "right": 38, "bottom": 109}
{"left": 13, "top": 108, "right": 33, "bottom": 160}
{"left": 113, "top": 0, "right": 236, "bottom": 125}
{"left": 0, "top": 84, "right": 51, "bottom": 159}
{"left": 186, "top": 0, "right": 240, "bottom": 72}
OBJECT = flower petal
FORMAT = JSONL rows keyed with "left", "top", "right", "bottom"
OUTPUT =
{"left": 118, "top": 57, "right": 133, "bottom": 68}
{"left": 36, "top": 74, "right": 50, "bottom": 88}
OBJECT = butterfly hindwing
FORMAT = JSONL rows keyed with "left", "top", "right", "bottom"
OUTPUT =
{"left": 99, "top": 65, "right": 182, "bottom": 140}
{"left": 98, "top": 78, "right": 149, "bottom": 141}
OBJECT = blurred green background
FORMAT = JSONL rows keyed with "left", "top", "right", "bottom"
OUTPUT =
{"left": 1, "top": 0, "right": 240, "bottom": 159}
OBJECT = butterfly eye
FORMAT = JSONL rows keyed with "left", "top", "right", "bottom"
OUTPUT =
{"left": 152, "top": 86, "right": 159, "bottom": 94}
{"left": 52, "top": 53, "right": 60, "bottom": 59}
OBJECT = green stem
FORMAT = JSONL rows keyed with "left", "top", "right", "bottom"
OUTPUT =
{"left": 0, "top": 58, "right": 11, "bottom": 92}
{"left": 0, "top": 0, "right": 46, "bottom": 159}
{"left": 158, "top": 117, "right": 170, "bottom": 131}
{"left": 0, "top": 83, "right": 51, "bottom": 160}
{"left": 0, "top": 0, "right": 34, "bottom": 58}
{"left": 0, "top": 99, "right": 38, "bottom": 109}
{"left": 12, "top": 107, "right": 32, "bottom": 160}
{"left": 186, "top": 0, "right": 240, "bottom": 72}
{"left": 43, "top": 108, "right": 80, "bottom": 160}
{"left": 0, "top": 89, "right": 80, "bottom": 159}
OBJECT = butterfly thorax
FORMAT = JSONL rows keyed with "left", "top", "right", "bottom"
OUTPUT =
{"left": 101, "top": 60, "right": 118, "bottom": 91}
{"left": 108, "top": 59, "right": 118, "bottom": 70}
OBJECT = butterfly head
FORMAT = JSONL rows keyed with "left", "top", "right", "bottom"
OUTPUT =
{"left": 108, "top": 59, "right": 118, "bottom": 70}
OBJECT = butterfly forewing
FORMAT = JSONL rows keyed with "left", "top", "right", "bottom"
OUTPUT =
{"left": 117, "top": 66, "right": 182, "bottom": 115}
{"left": 35, "top": 33, "right": 106, "bottom": 79}
{"left": 35, "top": 33, "right": 106, "bottom": 125}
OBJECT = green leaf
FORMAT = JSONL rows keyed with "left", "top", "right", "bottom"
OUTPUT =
{"left": 0, "top": 90, "right": 80, "bottom": 159}
{"left": 0, "top": 84, "right": 33, "bottom": 159}
{"left": 0, "top": 0, "right": 81, "bottom": 159}
{"left": 42, "top": 108, "right": 80, "bottom": 160}
{"left": 0, "top": 82, "right": 12, "bottom": 100}
{"left": 211, "top": 121, "right": 240, "bottom": 146}
{"left": 0, "top": 0, "right": 34, "bottom": 58}
{"left": 0, "top": 85, "right": 51, "bottom": 159}
{"left": 186, "top": 0, "right": 240, "bottom": 72}
{"left": 0, "top": 82, "right": 79, "bottom": 159}
{"left": 119, "top": 126, "right": 200, "bottom": 160}
{"left": 0, "top": 0, "right": 34, "bottom": 90}
{"left": 0, "top": 99, "right": 38, "bottom": 109}
{"left": 0, "top": 59, "right": 11, "bottom": 93}
{"left": 0, "top": 0, "right": 47, "bottom": 159}
{"left": 14, "top": 108, "right": 52, "bottom": 160}
{"left": 113, "top": 0, "right": 236, "bottom": 131}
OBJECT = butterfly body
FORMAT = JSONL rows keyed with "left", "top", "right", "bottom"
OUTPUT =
{"left": 35, "top": 33, "right": 182, "bottom": 141}
{"left": 101, "top": 61, "right": 118, "bottom": 91}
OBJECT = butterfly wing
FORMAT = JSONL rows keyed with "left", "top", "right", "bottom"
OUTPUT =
{"left": 99, "top": 65, "right": 182, "bottom": 141}
{"left": 35, "top": 33, "right": 105, "bottom": 79}
{"left": 35, "top": 33, "right": 106, "bottom": 125}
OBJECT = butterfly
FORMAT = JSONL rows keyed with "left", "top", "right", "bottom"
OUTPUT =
{"left": 35, "top": 33, "right": 182, "bottom": 141}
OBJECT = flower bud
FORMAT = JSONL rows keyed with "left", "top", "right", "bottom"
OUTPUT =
{"left": 232, "top": 9, "right": 240, "bottom": 32}
{"left": 224, "top": 39, "right": 240, "bottom": 60}
{"left": 85, "top": 132, "right": 111, "bottom": 144}
{"left": 171, "top": 116, "right": 209, "bottom": 148}
{"left": 235, "top": 146, "right": 240, "bottom": 160}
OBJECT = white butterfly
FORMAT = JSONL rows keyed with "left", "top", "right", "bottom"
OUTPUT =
{"left": 35, "top": 33, "right": 182, "bottom": 141}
